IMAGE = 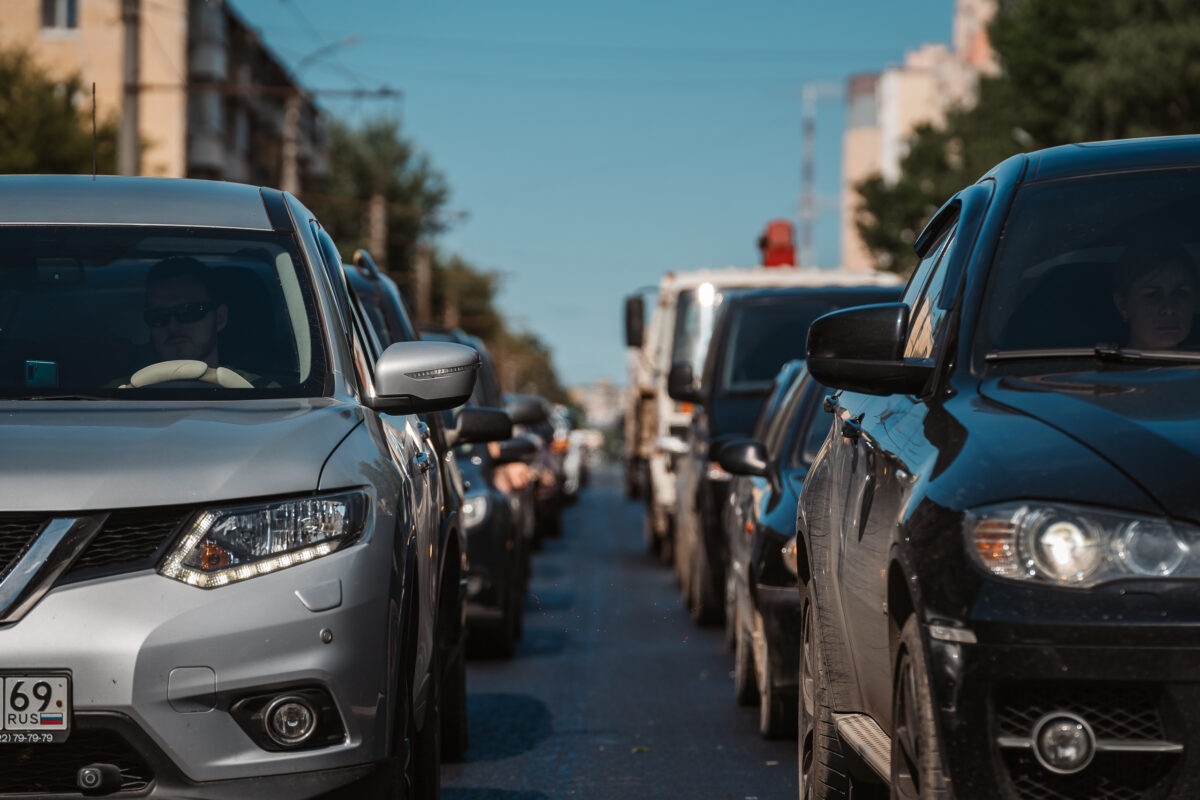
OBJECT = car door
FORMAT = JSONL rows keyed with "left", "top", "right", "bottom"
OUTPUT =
{"left": 830, "top": 218, "right": 959, "bottom": 724}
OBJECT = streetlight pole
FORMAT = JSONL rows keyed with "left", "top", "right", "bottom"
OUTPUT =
{"left": 119, "top": 0, "right": 140, "bottom": 176}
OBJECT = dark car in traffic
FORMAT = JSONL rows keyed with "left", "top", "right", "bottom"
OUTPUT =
{"left": 718, "top": 360, "right": 832, "bottom": 739}
{"left": 799, "top": 135, "right": 1200, "bottom": 800}
{"left": 667, "top": 283, "right": 902, "bottom": 626}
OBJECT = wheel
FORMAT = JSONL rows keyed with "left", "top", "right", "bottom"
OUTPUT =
{"left": 797, "top": 579, "right": 851, "bottom": 800}
{"left": 440, "top": 640, "right": 469, "bottom": 761}
{"left": 645, "top": 510, "right": 662, "bottom": 559}
{"left": 397, "top": 588, "right": 440, "bottom": 800}
{"left": 890, "top": 616, "right": 950, "bottom": 800}
{"left": 723, "top": 569, "right": 738, "bottom": 652}
{"left": 753, "top": 609, "right": 796, "bottom": 739}
{"left": 688, "top": 541, "right": 723, "bottom": 625}
{"left": 732, "top": 599, "right": 757, "bottom": 706}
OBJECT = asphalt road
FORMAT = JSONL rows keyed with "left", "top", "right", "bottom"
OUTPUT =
{"left": 442, "top": 463, "right": 798, "bottom": 800}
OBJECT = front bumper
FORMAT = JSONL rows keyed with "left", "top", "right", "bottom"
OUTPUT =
{"left": 0, "top": 545, "right": 394, "bottom": 796}
{"left": 930, "top": 619, "right": 1200, "bottom": 799}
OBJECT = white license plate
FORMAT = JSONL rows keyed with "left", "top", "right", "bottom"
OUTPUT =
{"left": 0, "top": 674, "right": 70, "bottom": 743}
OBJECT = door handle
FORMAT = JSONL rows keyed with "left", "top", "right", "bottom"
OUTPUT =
{"left": 413, "top": 451, "right": 433, "bottom": 474}
{"left": 841, "top": 414, "right": 865, "bottom": 440}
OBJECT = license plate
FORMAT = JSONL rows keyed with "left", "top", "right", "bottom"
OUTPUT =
{"left": 0, "top": 674, "right": 70, "bottom": 743}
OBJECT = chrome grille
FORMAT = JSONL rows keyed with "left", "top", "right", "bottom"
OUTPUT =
{"left": 0, "top": 515, "right": 46, "bottom": 584}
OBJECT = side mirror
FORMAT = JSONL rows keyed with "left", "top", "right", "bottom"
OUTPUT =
{"left": 507, "top": 395, "right": 549, "bottom": 426}
{"left": 624, "top": 294, "right": 645, "bottom": 348}
{"left": 449, "top": 406, "right": 512, "bottom": 446}
{"left": 716, "top": 438, "right": 770, "bottom": 478}
{"left": 806, "top": 303, "right": 933, "bottom": 396}
{"left": 373, "top": 341, "right": 479, "bottom": 413}
{"left": 666, "top": 361, "right": 701, "bottom": 403}
{"left": 492, "top": 435, "right": 538, "bottom": 465}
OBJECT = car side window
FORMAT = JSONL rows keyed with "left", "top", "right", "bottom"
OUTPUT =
{"left": 904, "top": 223, "right": 959, "bottom": 361}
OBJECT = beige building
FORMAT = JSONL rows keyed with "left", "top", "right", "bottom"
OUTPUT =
{"left": 841, "top": 0, "right": 997, "bottom": 271}
{"left": 1, "top": 0, "right": 324, "bottom": 186}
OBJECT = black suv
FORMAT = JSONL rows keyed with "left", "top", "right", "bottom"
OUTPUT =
{"left": 800, "top": 135, "right": 1200, "bottom": 800}
{"left": 667, "top": 284, "right": 900, "bottom": 625}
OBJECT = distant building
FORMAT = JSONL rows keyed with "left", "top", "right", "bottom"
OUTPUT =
{"left": 570, "top": 379, "right": 623, "bottom": 431}
{"left": 1, "top": 0, "right": 325, "bottom": 186}
{"left": 841, "top": 0, "right": 997, "bottom": 271}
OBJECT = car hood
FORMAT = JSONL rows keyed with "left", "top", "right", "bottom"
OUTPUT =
{"left": 0, "top": 399, "right": 363, "bottom": 512}
{"left": 979, "top": 367, "right": 1200, "bottom": 520}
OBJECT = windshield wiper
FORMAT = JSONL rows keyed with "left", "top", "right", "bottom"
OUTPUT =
{"left": 986, "top": 345, "right": 1200, "bottom": 364}
{"left": 11, "top": 394, "right": 108, "bottom": 400}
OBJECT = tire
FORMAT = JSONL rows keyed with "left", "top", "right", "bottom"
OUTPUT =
{"left": 732, "top": 599, "right": 757, "bottom": 706}
{"left": 688, "top": 541, "right": 723, "bottom": 625}
{"left": 723, "top": 569, "right": 738, "bottom": 652}
{"left": 890, "top": 616, "right": 951, "bottom": 800}
{"left": 397, "top": 587, "right": 440, "bottom": 800}
{"left": 753, "top": 609, "right": 797, "bottom": 739}
{"left": 797, "top": 580, "right": 851, "bottom": 800}
{"left": 440, "top": 641, "right": 469, "bottom": 761}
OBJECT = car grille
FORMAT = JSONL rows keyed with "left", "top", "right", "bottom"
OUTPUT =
{"left": 64, "top": 507, "right": 191, "bottom": 578}
{"left": 0, "top": 515, "right": 46, "bottom": 584}
{"left": 996, "top": 683, "right": 1165, "bottom": 741}
{"left": 0, "top": 727, "right": 153, "bottom": 793}
{"left": 995, "top": 683, "right": 1178, "bottom": 800}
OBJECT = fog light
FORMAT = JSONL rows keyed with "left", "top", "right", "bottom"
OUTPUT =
{"left": 264, "top": 695, "right": 317, "bottom": 746}
{"left": 1033, "top": 713, "right": 1095, "bottom": 774}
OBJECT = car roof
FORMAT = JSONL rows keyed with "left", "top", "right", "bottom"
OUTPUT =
{"left": 1026, "top": 135, "right": 1200, "bottom": 183}
{"left": 655, "top": 265, "right": 901, "bottom": 293}
{"left": 0, "top": 175, "right": 276, "bottom": 229}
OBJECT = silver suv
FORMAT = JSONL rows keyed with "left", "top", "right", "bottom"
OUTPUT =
{"left": 0, "top": 176, "right": 479, "bottom": 798}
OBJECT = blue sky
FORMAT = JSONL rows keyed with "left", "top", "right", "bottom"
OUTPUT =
{"left": 235, "top": 0, "right": 954, "bottom": 387}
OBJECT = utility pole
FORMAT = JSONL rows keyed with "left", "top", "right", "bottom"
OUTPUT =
{"left": 799, "top": 82, "right": 840, "bottom": 268}
{"left": 281, "top": 91, "right": 301, "bottom": 195}
{"left": 367, "top": 192, "right": 387, "bottom": 269}
{"left": 119, "top": 0, "right": 140, "bottom": 175}
{"left": 414, "top": 243, "right": 433, "bottom": 326}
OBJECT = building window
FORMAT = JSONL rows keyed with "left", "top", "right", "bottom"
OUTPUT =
{"left": 41, "top": 0, "right": 78, "bottom": 30}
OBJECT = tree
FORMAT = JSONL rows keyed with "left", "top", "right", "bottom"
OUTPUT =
{"left": 305, "top": 117, "right": 448, "bottom": 277}
{"left": 855, "top": 0, "right": 1200, "bottom": 275}
{"left": 0, "top": 47, "right": 117, "bottom": 174}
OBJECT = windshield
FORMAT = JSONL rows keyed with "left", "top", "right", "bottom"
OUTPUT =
{"left": 976, "top": 168, "right": 1200, "bottom": 363}
{"left": 0, "top": 226, "right": 324, "bottom": 398}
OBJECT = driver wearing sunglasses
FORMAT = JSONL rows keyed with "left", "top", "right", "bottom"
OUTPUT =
{"left": 144, "top": 257, "right": 229, "bottom": 367}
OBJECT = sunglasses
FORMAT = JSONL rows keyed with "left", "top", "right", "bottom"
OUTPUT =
{"left": 144, "top": 302, "right": 214, "bottom": 327}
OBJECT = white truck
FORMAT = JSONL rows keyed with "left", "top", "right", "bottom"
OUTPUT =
{"left": 623, "top": 266, "right": 900, "bottom": 563}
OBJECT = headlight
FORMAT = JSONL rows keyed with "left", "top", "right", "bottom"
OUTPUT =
{"left": 462, "top": 494, "right": 491, "bottom": 527}
{"left": 966, "top": 502, "right": 1195, "bottom": 587}
{"left": 160, "top": 491, "right": 367, "bottom": 588}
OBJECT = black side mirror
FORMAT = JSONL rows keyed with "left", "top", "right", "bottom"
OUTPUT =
{"left": 806, "top": 302, "right": 933, "bottom": 396}
{"left": 716, "top": 438, "right": 770, "bottom": 478}
{"left": 492, "top": 435, "right": 538, "bottom": 464}
{"left": 449, "top": 406, "right": 512, "bottom": 446}
{"left": 624, "top": 294, "right": 645, "bottom": 348}
{"left": 506, "top": 395, "right": 550, "bottom": 426}
{"left": 666, "top": 361, "right": 701, "bottom": 403}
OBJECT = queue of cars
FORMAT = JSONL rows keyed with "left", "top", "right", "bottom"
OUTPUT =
{"left": 0, "top": 174, "right": 584, "bottom": 800}
{"left": 629, "top": 136, "right": 1200, "bottom": 799}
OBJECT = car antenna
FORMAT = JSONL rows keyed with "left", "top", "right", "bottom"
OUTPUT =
{"left": 91, "top": 82, "right": 97, "bottom": 181}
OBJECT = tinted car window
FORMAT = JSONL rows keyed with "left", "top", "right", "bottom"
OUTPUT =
{"left": 718, "top": 300, "right": 842, "bottom": 393}
{"left": 0, "top": 226, "right": 323, "bottom": 396}
{"left": 978, "top": 168, "right": 1200, "bottom": 356}
{"left": 905, "top": 226, "right": 958, "bottom": 360}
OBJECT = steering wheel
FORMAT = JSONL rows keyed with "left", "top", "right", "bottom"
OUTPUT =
{"left": 121, "top": 359, "right": 255, "bottom": 389}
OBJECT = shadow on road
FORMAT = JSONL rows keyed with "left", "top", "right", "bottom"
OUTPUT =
{"left": 464, "top": 693, "right": 553, "bottom": 762}
{"left": 515, "top": 625, "right": 569, "bottom": 658}
{"left": 442, "top": 790, "right": 550, "bottom": 800}
{"left": 525, "top": 587, "right": 574, "bottom": 613}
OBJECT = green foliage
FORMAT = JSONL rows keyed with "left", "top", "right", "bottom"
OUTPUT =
{"left": 855, "top": 0, "right": 1200, "bottom": 275}
{"left": 0, "top": 48, "right": 116, "bottom": 174}
{"left": 305, "top": 117, "right": 448, "bottom": 276}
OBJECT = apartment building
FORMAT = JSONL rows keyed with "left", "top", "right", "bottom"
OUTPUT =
{"left": 841, "top": 0, "right": 997, "bottom": 271}
{"left": 2, "top": 0, "right": 324, "bottom": 187}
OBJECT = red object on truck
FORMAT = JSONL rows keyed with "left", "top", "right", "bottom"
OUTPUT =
{"left": 758, "top": 219, "right": 796, "bottom": 267}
